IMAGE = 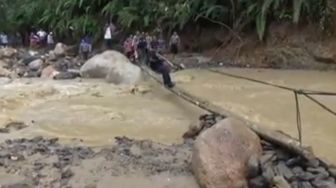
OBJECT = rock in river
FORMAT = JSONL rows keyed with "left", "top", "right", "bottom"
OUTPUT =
{"left": 192, "top": 117, "right": 262, "bottom": 188}
{"left": 53, "top": 43, "right": 67, "bottom": 57}
{"left": 28, "top": 59, "right": 43, "bottom": 71}
{"left": 0, "top": 47, "right": 17, "bottom": 59}
{"left": 80, "top": 50, "right": 141, "bottom": 85}
{"left": 41, "top": 65, "right": 59, "bottom": 79}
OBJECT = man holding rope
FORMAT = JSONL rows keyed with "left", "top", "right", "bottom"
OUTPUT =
{"left": 147, "top": 49, "right": 175, "bottom": 88}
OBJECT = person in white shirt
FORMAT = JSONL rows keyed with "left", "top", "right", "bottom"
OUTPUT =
{"left": 0, "top": 33, "right": 8, "bottom": 47}
{"left": 47, "top": 32, "right": 54, "bottom": 49}
{"left": 37, "top": 29, "right": 47, "bottom": 45}
{"left": 104, "top": 22, "right": 116, "bottom": 49}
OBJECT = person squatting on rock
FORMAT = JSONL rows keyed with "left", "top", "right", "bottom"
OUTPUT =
{"left": 169, "top": 31, "right": 180, "bottom": 55}
{"left": 79, "top": 35, "right": 92, "bottom": 60}
{"left": 148, "top": 50, "right": 175, "bottom": 88}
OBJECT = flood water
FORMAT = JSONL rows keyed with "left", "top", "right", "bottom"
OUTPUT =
{"left": 0, "top": 68, "right": 336, "bottom": 183}
{"left": 177, "top": 68, "right": 336, "bottom": 163}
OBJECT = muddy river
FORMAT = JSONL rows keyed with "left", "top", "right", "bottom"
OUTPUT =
{"left": 0, "top": 68, "right": 335, "bottom": 187}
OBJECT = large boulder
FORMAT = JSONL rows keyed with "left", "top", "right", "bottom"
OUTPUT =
{"left": 192, "top": 117, "right": 262, "bottom": 188}
{"left": 80, "top": 50, "right": 141, "bottom": 85}
{"left": 53, "top": 43, "right": 67, "bottom": 57}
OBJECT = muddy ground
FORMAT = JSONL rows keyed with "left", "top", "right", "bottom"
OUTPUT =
{"left": 0, "top": 136, "right": 195, "bottom": 188}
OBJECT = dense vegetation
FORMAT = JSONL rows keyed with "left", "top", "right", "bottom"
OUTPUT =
{"left": 0, "top": 0, "right": 333, "bottom": 41}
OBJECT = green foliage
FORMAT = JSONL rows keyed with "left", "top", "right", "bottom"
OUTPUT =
{"left": 0, "top": 0, "right": 333, "bottom": 41}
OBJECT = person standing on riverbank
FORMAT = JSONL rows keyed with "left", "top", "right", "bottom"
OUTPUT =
{"left": 169, "top": 32, "right": 180, "bottom": 55}
{"left": 104, "top": 22, "right": 116, "bottom": 49}
{"left": 0, "top": 33, "right": 9, "bottom": 47}
{"left": 47, "top": 32, "right": 55, "bottom": 50}
{"left": 79, "top": 35, "right": 92, "bottom": 60}
{"left": 123, "top": 35, "right": 134, "bottom": 61}
{"left": 132, "top": 31, "right": 140, "bottom": 60}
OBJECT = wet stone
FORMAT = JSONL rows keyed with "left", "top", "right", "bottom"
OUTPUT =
{"left": 307, "top": 167, "right": 329, "bottom": 175}
{"left": 291, "top": 181, "right": 299, "bottom": 188}
{"left": 297, "top": 172, "right": 315, "bottom": 181}
{"left": 248, "top": 176, "right": 269, "bottom": 188}
{"left": 306, "top": 158, "right": 320, "bottom": 168}
{"left": 0, "top": 128, "right": 10, "bottom": 133}
{"left": 286, "top": 157, "right": 302, "bottom": 167}
{"left": 260, "top": 153, "right": 275, "bottom": 166}
{"left": 247, "top": 154, "right": 260, "bottom": 178}
{"left": 275, "top": 150, "right": 291, "bottom": 161}
{"left": 311, "top": 179, "right": 336, "bottom": 188}
{"left": 298, "top": 181, "right": 314, "bottom": 188}
{"left": 275, "top": 162, "right": 294, "bottom": 181}
{"left": 329, "top": 167, "right": 336, "bottom": 178}
{"left": 272, "top": 176, "right": 291, "bottom": 188}
{"left": 292, "top": 166, "right": 305, "bottom": 176}
{"left": 326, "top": 177, "right": 336, "bottom": 183}
{"left": 262, "top": 165, "right": 275, "bottom": 182}
{"left": 61, "top": 168, "right": 74, "bottom": 179}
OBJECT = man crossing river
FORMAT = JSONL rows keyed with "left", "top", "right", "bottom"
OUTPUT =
{"left": 147, "top": 50, "right": 175, "bottom": 88}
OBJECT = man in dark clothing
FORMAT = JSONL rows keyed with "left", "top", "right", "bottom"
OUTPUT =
{"left": 148, "top": 50, "right": 175, "bottom": 88}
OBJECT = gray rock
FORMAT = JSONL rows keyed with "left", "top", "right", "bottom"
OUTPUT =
{"left": 312, "top": 179, "right": 336, "bottom": 188}
{"left": 286, "top": 157, "right": 301, "bottom": 167}
{"left": 28, "top": 59, "right": 43, "bottom": 71}
{"left": 329, "top": 167, "right": 336, "bottom": 178}
{"left": 272, "top": 176, "right": 291, "bottom": 188}
{"left": 298, "top": 172, "right": 315, "bottom": 181}
{"left": 80, "top": 50, "right": 141, "bottom": 84}
{"left": 275, "top": 162, "right": 294, "bottom": 181}
{"left": 247, "top": 154, "right": 261, "bottom": 178}
{"left": 299, "top": 181, "right": 314, "bottom": 188}
{"left": 248, "top": 176, "right": 269, "bottom": 188}
{"left": 307, "top": 167, "right": 329, "bottom": 176}
{"left": 262, "top": 164, "right": 276, "bottom": 182}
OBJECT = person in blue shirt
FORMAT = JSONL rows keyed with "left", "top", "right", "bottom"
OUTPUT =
{"left": 79, "top": 35, "right": 92, "bottom": 60}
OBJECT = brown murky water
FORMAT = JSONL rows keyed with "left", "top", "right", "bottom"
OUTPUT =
{"left": 177, "top": 68, "right": 336, "bottom": 163}
{"left": 0, "top": 68, "right": 335, "bottom": 187}
{"left": 0, "top": 78, "right": 203, "bottom": 146}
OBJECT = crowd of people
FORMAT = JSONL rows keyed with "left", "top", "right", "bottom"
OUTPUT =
{"left": 77, "top": 22, "right": 181, "bottom": 88}
{"left": 29, "top": 29, "right": 55, "bottom": 49}
{"left": 120, "top": 28, "right": 181, "bottom": 88}
{"left": 122, "top": 30, "right": 181, "bottom": 62}
{"left": 1, "top": 22, "right": 181, "bottom": 88}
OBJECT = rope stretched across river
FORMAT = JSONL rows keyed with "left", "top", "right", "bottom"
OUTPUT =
{"left": 148, "top": 55, "right": 336, "bottom": 146}
{"left": 206, "top": 68, "right": 336, "bottom": 117}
